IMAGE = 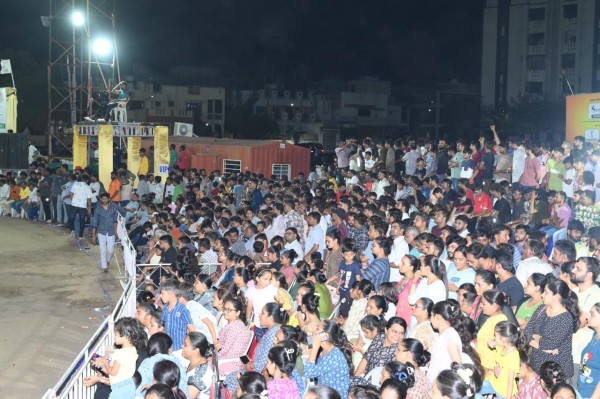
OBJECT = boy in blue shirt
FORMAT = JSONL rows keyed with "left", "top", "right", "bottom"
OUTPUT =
{"left": 160, "top": 280, "right": 194, "bottom": 351}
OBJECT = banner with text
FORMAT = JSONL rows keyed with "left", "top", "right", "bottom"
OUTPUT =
{"left": 566, "top": 93, "right": 600, "bottom": 142}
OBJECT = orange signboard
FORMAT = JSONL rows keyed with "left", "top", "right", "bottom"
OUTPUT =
{"left": 566, "top": 93, "right": 600, "bottom": 142}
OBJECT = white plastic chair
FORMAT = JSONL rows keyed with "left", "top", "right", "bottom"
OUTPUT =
{"left": 110, "top": 102, "right": 127, "bottom": 122}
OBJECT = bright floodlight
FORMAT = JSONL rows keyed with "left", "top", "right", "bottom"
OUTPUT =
{"left": 72, "top": 11, "right": 85, "bottom": 26}
{"left": 93, "top": 38, "right": 112, "bottom": 56}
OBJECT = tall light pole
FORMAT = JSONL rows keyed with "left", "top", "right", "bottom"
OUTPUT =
{"left": 45, "top": 0, "right": 116, "bottom": 157}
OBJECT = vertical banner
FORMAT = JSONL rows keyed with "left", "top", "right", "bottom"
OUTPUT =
{"left": 153, "top": 126, "right": 169, "bottom": 183}
{"left": 0, "top": 88, "right": 17, "bottom": 133}
{"left": 5, "top": 88, "right": 16, "bottom": 133}
{"left": 98, "top": 125, "right": 113, "bottom": 190}
{"left": 127, "top": 137, "right": 141, "bottom": 188}
{"left": 566, "top": 93, "right": 600, "bottom": 142}
{"left": 72, "top": 125, "right": 88, "bottom": 169}
{"left": 0, "top": 88, "right": 6, "bottom": 133}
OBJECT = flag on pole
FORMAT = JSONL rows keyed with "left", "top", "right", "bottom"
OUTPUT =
{"left": 0, "top": 60, "right": 11, "bottom": 75}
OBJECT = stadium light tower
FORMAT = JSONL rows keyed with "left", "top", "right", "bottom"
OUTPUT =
{"left": 45, "top": 0, "right": 119, "bottom": 156}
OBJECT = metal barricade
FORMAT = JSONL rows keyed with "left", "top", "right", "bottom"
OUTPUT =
{"left": 42, "top": 215, "right": 137, "bottom": 399}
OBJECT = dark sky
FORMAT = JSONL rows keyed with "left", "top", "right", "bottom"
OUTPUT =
{"left": 1, "top": 0, "right": 484, "bottom": 88}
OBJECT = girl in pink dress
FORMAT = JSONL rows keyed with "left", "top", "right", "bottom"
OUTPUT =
{"left": 266, "top": 345, "right": 300, "bottom": 399}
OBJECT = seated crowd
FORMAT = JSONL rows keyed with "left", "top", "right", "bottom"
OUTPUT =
{"left": 2, "top": 129, "right": 600, "bottom": 399}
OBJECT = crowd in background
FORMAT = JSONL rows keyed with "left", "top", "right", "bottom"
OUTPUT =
{"left": 2, "top": 129, "right": 600, "bottom": 399}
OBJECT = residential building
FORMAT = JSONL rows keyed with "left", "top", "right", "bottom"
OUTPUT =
{"left": 482, "top": 0, "right": 600, "bottom": 108}
{"left": 127, "top": 81, "right": 225, "bottom": 135}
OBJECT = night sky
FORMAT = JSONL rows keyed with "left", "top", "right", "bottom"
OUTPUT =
{"left": 1, "top": 0, "right": 484, "bottom": 88}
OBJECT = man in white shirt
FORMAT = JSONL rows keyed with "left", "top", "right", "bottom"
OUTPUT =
{"left": 284, "top": 227, "right": 304, "bottom": 263}
{"left": 89, "top": 174, "right": 101, "bottom": 210}
{"left": 388, "top": 220, "right": 409, "bottom": 281}
{"left": 374, "top": 171, "right": 390, "bottom": 199}
{"left": 269, "top": 203, "right": 287, "bottom": 240}
{"left": 304, "top": 211, "right": 326, "bottom": 260}
{"left": 509, "top": 140, "right": 527, "bottom": 183}
{"left": 149, "top": 176, "right": 164, "bottom": 204}
{"left": 28, "top": 140, "right": 39, "bottom": 164}
{"left": 68, "top": 176, "right": 92, "bottom": 239}
{"left": 515, "top": 239, "right": 552, "bottom": 287}
{"left": 345, "top": 169, "right": 360, "bottom": 192}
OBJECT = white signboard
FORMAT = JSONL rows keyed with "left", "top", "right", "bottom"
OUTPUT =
{"left": 158, "top": 164, "right": 169, "bottom": 174}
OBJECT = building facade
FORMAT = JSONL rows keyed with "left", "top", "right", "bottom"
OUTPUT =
{"left": 128, "top": 81, "right": 225, "bottom": 135}
{"left": 482, "top": 0, "right": 600, "bottom": 108}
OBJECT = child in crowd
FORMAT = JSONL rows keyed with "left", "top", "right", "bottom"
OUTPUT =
{"left": 481, "top": 320, "right": 521, "bottom": 399}
{"left": 266, "top": 345, "right": 300, "bottom": 399}
{"left": 517, "top": 350, "right": 546, "bottom": 399}
{"left": 272, "top": 271, "right": 293, "bottom": 311}
{"left": 160, "top": 280, "right": 194, "bottom": 351}
{"left": 92, "top": 318, "right": 139, "bottom": 399}
{"left": 246, "top": 266, "right": 278, "bottom": 342}
{"left": 338, "top": 240, "right": 362, "bottom": 318}
{"left": 341, "top": 279, "right": 373, "bottom": 340}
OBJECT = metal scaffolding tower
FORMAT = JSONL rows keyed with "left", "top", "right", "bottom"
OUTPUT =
{"left": 46, "top": 0, "right": 119, "bottom": 156}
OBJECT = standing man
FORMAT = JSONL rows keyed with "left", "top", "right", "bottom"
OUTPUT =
{"left": 249, "top": 178, "right": 263, "bottom": 212}
{"left": 92, "top": 192, "right": 118, "bottom": 272}
{"left": 108, "top": 171, "right": 121, "bottom": 204}
{"left": 436, "top": 139, "right": 449, "bottom": 181}
{"left": 335, "top": 140, "right": 353, "bottom": 170}
{"left": 304, "top": 211, "right": 326, "bottom": 260}
{"left": 284, "top": 199, "right": 305, "bottom": 245}
{"left": 68, "top": 175, "right": 92, "bottom": 240}
{"left": 388, "top": 220, "right": 409, "bottom": 282}
{"left": 138, "top": 148, "right": 149, "bottom": 178}
{"left": 38, "top": 168, "right": 54, "bottom": 223}
{"left": 51, "top": 164, "right": 68, "bottom": 224}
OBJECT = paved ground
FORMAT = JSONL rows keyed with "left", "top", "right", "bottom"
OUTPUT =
{"left": 0, "top": 218, "right": 123, "bottom": 399}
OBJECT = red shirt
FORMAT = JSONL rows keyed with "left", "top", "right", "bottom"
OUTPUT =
{"left": 472, "top": 192, "right": 492, "bottom": 215}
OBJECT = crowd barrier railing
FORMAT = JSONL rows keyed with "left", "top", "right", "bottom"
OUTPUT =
{"left": 42, "top": 225, "right": 276, "bottom": 399}
{"left": 42, "top": 214, "right": 136, "bottom": 399}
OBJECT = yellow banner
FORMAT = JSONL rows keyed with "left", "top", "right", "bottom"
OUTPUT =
{"left": 72, "top": 125, "right": 88, "bottom": 169}
{"left": 127, "top": 137, "right": 141, "bottom": 188}
{"left": 98, "top": 125, "right": 113, "bottom": 189}
{"left": 154, "top": 126, "right": 169, "bottom": 181}
{"left": 4, "top": 87, "right": 17, "bottom": 133}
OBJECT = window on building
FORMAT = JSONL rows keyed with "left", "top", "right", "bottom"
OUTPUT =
{"left": 358, "top": 108, "right": 370, "bottom": 117}
{"left": 154, "top": 101, "right": 162, "bottom": 107}
{"left": 272, "top": 164, "right": 291, "bottom": 180}
{"left": 527, "top": 82, "right": 544, "bottom": 95}
{"left": 208, "top": 99, "right": 223, "bottom": 120}
{"left": 223, "top": 159, "right": 241, "bottom": 174}
{"left": 562, "top": 53, "right": 576, "bottom": 69}
{"left": 528, "top": 32, "right": 545, "bottom": 46}
{"left": 528, "top": 8, "right": 545, "bottom": 21}
{"left": 188, "top": 86, "right": 200, "bottom": 95}
{"left": 168, "top": 100, "right": 174, "bottom": 107}
{"left": 527, "top": 56, "right": 546, "bottom": 70}
{"left": 563, "top": 30, "right": 577, "bottom": 45}
{"left": 563, "top": 4, "right": 577, "bottom": 19}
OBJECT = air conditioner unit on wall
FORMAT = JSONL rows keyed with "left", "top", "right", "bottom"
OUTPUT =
{"left": 174, "top": 122, "right": 193, "bottom": 137}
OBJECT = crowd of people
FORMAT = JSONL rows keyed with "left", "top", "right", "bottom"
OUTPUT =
{"left": 2, "top": 128, "right": 600, "bottom": 399}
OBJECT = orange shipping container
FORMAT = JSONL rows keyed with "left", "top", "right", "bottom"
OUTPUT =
{"left": 143, "top": 137, "right": 311, "bottom": 178}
